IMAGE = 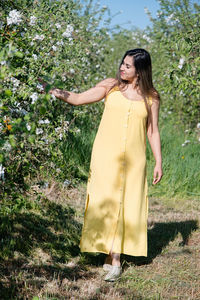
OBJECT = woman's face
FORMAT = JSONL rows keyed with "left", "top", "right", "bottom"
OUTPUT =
{"left": 120, "top": 55, "right": 137, "bottom": 82}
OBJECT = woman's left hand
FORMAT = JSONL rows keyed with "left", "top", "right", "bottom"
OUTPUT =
{"left": 153, "top": 164, "right": 163, "bottom": 185}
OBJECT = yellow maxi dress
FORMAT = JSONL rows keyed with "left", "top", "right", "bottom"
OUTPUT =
{"left": 79, "top": 86, "right": 152, "bottom": 257}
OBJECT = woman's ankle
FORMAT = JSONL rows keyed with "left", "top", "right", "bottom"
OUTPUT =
{"left": 111, "top": 253, "right": 121, "bottom": 267}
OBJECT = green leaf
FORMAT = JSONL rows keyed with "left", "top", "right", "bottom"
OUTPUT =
{"left": 15, "top": 51, "right": 24, "bottom": 58}
{"left": 4, "top": 90, "right": 12, "bottom": 97}
{"left": 28, "top": 135, "right": 35, "bottom": 144}
{"left": 0, "top": 154, "right": 4, "bottom": 163}
{"left": 9, "top": 135, "right": 16, "bottom": 147}
{"left": 40, "top": 106, "right": 46, "bottom": 115}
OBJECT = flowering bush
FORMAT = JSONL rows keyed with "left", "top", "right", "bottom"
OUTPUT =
{"left": 146, "top": 0, "right": 200, "bottom": 128}
{"left": 0, "top": 0, "right": 112, "bottom": 196}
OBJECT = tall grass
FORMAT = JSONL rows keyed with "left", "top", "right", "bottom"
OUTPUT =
{"left": 62, "top": 109, "right": 200, "bottom": 200}
{"left": 147, "top": 115, "right": 200, "bottom": 200}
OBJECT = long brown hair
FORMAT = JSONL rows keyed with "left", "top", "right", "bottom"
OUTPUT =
{"left": 112, "top": 48, "right": 160, "bottom": 132}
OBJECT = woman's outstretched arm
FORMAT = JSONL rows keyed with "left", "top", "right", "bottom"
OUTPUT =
{"left": 43, "top": 78, "right": 116, "bottom": 106}
{"left": 147, "top": 99, "right": 163, "bottom": 185}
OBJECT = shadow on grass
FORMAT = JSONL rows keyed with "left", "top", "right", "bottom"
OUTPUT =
{"left": 123, "top": 219, "right": 198, "bottom": 266}
{"left": 0, "top": 198, "right": 87, "bottom": 299}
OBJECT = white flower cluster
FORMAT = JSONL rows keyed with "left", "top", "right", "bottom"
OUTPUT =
{"left": 54, "top": 121, "right": 70, "bottom": 140}
{"left": 7, "top": 10, "right": 22, "bottom": 26}
{"left": 52, "top": 45, "right": 57, "bottom": 51}
{"left": 32, "top": 54, "right": 38, "bottom": 60}
{"left": 10, "top": 77, "right": 20, "bottom": 92}
{"left": 33, "top": 34, "right": 45, "bottom": 41}
{"left": 142, "top": 34, "right": 152, "bottom": 43}
{"left": 2, "top": 141, "right": 12, "bottom": 151}
{"left": 178, "top": 58, "right": 185, "bottom": 69}
{"left": 29, "top": 16, "right": 37, "bottom": 26}
{"left": 38, "top": 119, "right": 50, "bottom": 125}
{"left": 26, "top": 124, "right": 31, "bottom": 131}
{"left": 56, "top": 40, "right": 64, "bottom": 46}
{"left": 0, "top": 164, "right": 5, "bottom": 181}
{"left": 197, "top": 123, "right": 200, "bottom": 129}
{"left": 30, "top": 92, "right": 38, "bottom": 104}
{"left": 36, "top": 128, "right": 43, "bottom": 135}
{"left": 55, "top": 23, "right": 61, "bottom": 29}
{"left": 62, "top": 24, "right": 74, "bottom": 38}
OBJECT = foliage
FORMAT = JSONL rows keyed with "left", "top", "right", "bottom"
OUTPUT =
{"left": 147, "top": 0, "right": 200, "bottom": 128}
{"left": 0, "top": 0, "right": 110, "bottom": 196}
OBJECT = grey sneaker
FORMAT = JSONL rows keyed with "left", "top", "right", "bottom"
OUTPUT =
{"left": 103, "top": 264, "right": 112, "bottom": 272}
{"left": 104, "top": 266, "right": 122, "bottom": 282}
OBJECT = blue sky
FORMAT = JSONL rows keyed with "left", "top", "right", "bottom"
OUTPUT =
{"left": 98, "top": 0, "right": 161, "bottom": 29}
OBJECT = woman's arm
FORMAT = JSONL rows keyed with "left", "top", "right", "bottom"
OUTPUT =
{"left": 147, "top": 100, "right": 163, "bottom": 185}
{"left": 48, "top": 78, "right": 116, "bottom": 106}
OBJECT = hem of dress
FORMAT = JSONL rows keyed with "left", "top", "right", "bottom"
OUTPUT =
{"left": 79, "top": 248, "right": 147, "bottom": 257}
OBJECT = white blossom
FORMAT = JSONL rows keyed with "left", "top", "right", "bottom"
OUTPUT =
{"left": 7, "top": 10, "right": 22, "bottom": 26}
{"left": 10, "top": 77, "right": 20, "bottom": 92}
{"left": 55, "top": 23, "right": 61, "bottom": 29}
{"left": 38, "top": 119, "right": 50, "bottom": 124}
{"left": 36, "top": 83, "right": 44, "bottom": 92}
{"left": 62, "top": 24, "right": 74, "bottom": 38}
{"left": 56, "top": 40, "right": 64, "bottom": 46}
{"left": 70, "top": 68, "right": 75, "bottom": 74}
{"left": 0, "top": 164, "right": 5, "bottom": 181}
{"left": 55, "top": 127, "right": 61, "bottom": 133}
{"left": 32, "top": 54, "right": 38, "bottom": 60}
{"left": 30, "top": 92, "right": 38, "bottom": 104}
{"left": 178, "top": 58, "right": 185, "bottom": 69}
{"left": 11, "top": 77, "right": 20, "bottom": 87}
{"left": 52, "top": 45, "right": 57, "bottom": 51}
{"left": 197, "top": 123, "right": 200, "bottom": 129}
{"left": 36, "top": 128, "right": 43, "bottom": 135}
{"left": 29, "top": 15, "right": 37, "bottom": 26}
{"left": 1, "top": 60, "right": 7, "bottom": 65}
{"left": 33, "top": 34, "right": 45, "bottom": 41}
{"left": 3, "top": 141, "right": 12, "bottom": 151}
{"left": 26, "top": 124, "right": 31, "bottom": 131}
{"left": 63, "top": 179, "right": 71, "bottom": 186}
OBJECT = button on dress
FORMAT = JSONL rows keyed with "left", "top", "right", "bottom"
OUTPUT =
{"left": 80, "top": 86, "right": 152, "bottom": 257}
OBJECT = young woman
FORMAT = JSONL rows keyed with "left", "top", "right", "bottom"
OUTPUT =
{"left": 41, "top": 48, "right": 163, "bottom": 281}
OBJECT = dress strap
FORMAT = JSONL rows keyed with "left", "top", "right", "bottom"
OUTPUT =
{"left": 105, "top": 85, "right": 119, "bottom": 103}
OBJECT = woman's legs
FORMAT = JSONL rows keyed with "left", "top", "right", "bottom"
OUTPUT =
{"left": 104, "top": 252, "right": 122, "bottom": 281}
{"left": 111, "top": 252, "right": 120, "bottom": 266}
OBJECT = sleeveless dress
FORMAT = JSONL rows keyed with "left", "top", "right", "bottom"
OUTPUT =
{"left": 79, "top": 86, "right": 152, "bottom": 257}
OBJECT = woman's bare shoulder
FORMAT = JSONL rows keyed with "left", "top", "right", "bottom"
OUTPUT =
{"left": 95, "top": 78, "right": 117, "bottom": 92}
